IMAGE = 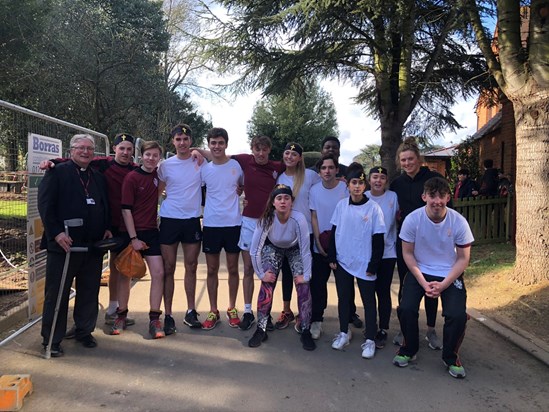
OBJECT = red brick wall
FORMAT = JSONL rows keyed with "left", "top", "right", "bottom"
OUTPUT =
{"left": 477, "top": 99, "right": 516, "bottom": 181}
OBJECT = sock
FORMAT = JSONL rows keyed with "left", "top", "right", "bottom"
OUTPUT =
{"left": 149, "top": 310, "right": 162, "bottom": 321}
{"left": 244, "top": 304, "right": 252, "bottom": 313}
{"left": 187, "top": 309, "right": 194, "bottom": 315}
{"left": 107, "top": 301, "right": 118, "bottom": 315}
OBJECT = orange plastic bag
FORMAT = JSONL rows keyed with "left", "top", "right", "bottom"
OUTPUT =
{"left": 114, "top": 243, "right": 148, "bottom": 279}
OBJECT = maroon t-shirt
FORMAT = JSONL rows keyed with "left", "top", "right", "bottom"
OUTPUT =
{"left": 232, "top": 154, "right": 285, "bottom": 218}
{"left": 93, "top": 157, "right": 138, "bottom": 228}
{"left": 120, "top": 168, "right": 159, "bottom": 231}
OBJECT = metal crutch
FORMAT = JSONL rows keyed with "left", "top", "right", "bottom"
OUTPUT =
{"left": 44, "top": 218, "right": 88, "bottom": 359}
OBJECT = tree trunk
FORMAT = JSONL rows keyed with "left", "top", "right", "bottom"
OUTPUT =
{"left": 379, "top": 120, "right": 404, "bottom": 179}
{"left": 511, "top": 91, "right": 549, "bottom": 284}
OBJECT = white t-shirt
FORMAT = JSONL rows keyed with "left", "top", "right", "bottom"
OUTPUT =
{"left": 201, "top": 159, "right": 244, "bottom": 227}
{"left": 276, "top": 169, "right": 320, "bottom": 233}
{"left": 331, "top": 198, "right": 386, "bottom": 280}
{"left": 250, "top": 210, "right": 312, "bottom": 281}
{"left": 157, "top": 155, "right": 203, "bottom": 219}
{"left": 399, "top": 206, "right": 474, "bottom": 277}
{"left": 309, "top": 181, "right": 348, "bottom": 253}
{"left": 365, "top": 190, "right": 399, "bottom": 259}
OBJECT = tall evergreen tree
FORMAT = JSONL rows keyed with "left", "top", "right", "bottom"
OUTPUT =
{"left": 201, "top": 0, "right": 487, "bottom": 177}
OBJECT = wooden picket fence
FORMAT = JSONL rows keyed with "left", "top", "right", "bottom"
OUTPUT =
{"left": 453, "top": 195, "right": 515, "bottom": 244}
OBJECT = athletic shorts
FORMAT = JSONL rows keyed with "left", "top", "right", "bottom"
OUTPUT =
{"left": 238, "top": 216, "right": 258, "bottom": 251}
{"left": 202, "top": 226, "right": 241, "bottom": 254}
{"left": 119, "top": 229, "right": 162, "bottom": 256}
{"left": 159, "top": 217, "right": 202, "bottom": 245}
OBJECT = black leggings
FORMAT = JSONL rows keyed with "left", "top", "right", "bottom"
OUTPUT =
{"left": 375, "top": 258, "right": 397, "bottom": 330}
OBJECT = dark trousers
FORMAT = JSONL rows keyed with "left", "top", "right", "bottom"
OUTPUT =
{"left": 308, "top": 252, "right": 357, "bottom": 322}
{"left": 375, "top": 258, "right": 396, "bottom": 330}
{"left": 41, "top": 251, "right": 103, "bottom": 345}
{"left": 334, "top": 266, "right": 377, "bottom": 340}
{"left": 396, "top": 237, "right": 438, "bottom": 327}
{"left": 397, "top": 272, "right": 467, "bottom": 366}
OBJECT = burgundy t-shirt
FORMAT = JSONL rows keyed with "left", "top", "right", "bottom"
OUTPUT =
{"left": 120, "top": 168, "right": 159, "bottom": 231}
{"left": 232, "top": 154, "right": 285, "bottom": 218}
{"left": 93, "top": 157, "right": 137, "bottom": 228}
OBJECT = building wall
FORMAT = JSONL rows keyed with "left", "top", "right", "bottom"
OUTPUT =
{"left": 477, "top": 98, "right": 516, "bottom": 180}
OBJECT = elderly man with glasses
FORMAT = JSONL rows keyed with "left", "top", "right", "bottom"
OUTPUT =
{"left": 38, "top": 134, "right": 112, "bottom": 357}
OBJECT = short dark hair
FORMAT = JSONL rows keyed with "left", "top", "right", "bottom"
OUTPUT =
{"left": 423, "top": 177, "right": 450, "bottom": 196}
{"left": 140, "top": 140, "right": 163, "bottom": 156}
{"left": 250, "top": 135, "right": 272, "bottom": 149}
{"left": 207, "top": 127, "right": 229, "bottom": 143}
{"left": 316, "top": 154, "right": 339, "bottom": 170}
{"left": 483, "top": 159, "right": 494, "bottom": 168}
{"left": 321, "top": 136, "right": 340, "bottom": 148}
{"left": 458, "top": 168, "right": 470, "bottom": 176}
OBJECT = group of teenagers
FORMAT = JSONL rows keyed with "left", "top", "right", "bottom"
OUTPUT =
{"left": 38, "top": 126, "right": 473, "bottom": 379}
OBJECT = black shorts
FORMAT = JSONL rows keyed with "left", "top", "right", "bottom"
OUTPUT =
{"left": 119, "top": 229, "right": 162, "bottom": 256}
{"left": 159, "top": 217, "right": 202, "bottom": 245}
{"left": 202, "top": 226, "right": 241, "bottom": 254}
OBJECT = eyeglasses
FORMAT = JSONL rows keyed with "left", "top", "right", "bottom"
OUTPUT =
{"left": 71, "top": 146, "right": 95, "bottom": 152}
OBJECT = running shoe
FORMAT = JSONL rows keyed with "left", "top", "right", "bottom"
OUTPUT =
{"left": 274, "top": 310, "right": 295, "bottom": 330}
{"left": 393, "top": 331, "right": 404, "bottom": 346}
{"left": 105, "top": 310, "right": 135, "bottom": 326}
{"left": 226, "top": 308, "right": 241, "bottom": 328}
{"left": 239, "top": 312, "right": 255, "bottom": 331}
{"left": 392, "top": 354, "right": 417, "bottom": 367}
{"left": 110, "top": 317, "right": 127, "bottom": 336}
{"left": 301, "top": 329, "right": 316, "bottom": 351}
{"left": 446, "top": 362, "right": 467, "bottom": 379}
{"left": 361, "top": 339, "right": 376, "bottom": 359}
{"left": 164, "top": 315, "right": 177, "bottom": 335}
{"left": 331, "top": 331, "right": 351, "bottom": 350}
{"left": 374, "top": 329, "right": 388, "bottom": 349}
{"left": 248, "top": 327, "right": 268, "bottom": 348}
{"left": 310, "top": 321, "right": 322, "bottom": 340}
{"left": 184, "top": 309, "right": 202, "bottom": 328}
{"left": 149, "top": 319, "right": 166, "bottom": 339}
{"left": 202, "top": 311, "right": 220, "bottom": 330}
{"left": 426, "top": 329, "right": 443, "bottom": 350}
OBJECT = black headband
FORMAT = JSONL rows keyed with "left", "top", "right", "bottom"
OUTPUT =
{"left": 369, "top": 166, "right": 387, "bottom": 176}
{"left": 346, "top": 169, "right": 366, "bottom": 182}
{"left": 272, "top": 184, "right": 293, "bottom": 198}
{"left": 284, "top": 143, "right": 303, "bottom": 156}
{"left": 113, "top": 134, "right": 135, "bottom": 146}
{"left": 171, "top": 125, "right": 191, "bottom": 137}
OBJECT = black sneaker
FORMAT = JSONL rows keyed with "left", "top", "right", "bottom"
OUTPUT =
{"left": 350, "top": 313, "right": 364, "bottom": 328}
{"left": 183, "top": 309, "right": 202, "bottom": 328}
{"left": 248, "top": 327, "right": 268, "bottom": 348}
{"left": 239, "top": 312, "right": 255, "bottom": 331}
{"left": 301, "top": 329, "right": 316, "bottom": 351}
{"left": 374, "top": 329, "right": 388, "bottom": 349}
{"left": 76, "top": 334, "right": 97, "bottom": 348}
{"left": 164, "top": 315, "right": 177, "bottom": 335}
{"left": 266, "top": 315, "right": 275, "bottom": 332}
{"left": 43, "top": 343, "right": 64, "bottom": 358}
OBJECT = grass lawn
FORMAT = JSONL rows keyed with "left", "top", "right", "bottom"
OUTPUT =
{"left": 0, "top": 200, "right": 27, "bottom": 219}
{"left": 467, "top": 242, "right": 515, "bottom": 278}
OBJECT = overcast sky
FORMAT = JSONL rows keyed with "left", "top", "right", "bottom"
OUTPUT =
{"left": 193, "top": 78, "right": 478, "bottom": 165}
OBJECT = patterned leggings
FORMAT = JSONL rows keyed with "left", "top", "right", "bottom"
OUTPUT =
{"left": 256, "top": 243, "right": 312, "bottom": 331}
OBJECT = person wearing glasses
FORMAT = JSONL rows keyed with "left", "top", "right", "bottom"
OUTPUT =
{"left": 38, "top": 134, "right": 112, "bottom": 357}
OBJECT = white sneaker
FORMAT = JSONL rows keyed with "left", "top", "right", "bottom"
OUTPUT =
{"left": 332, "top": 331, "right": 351, "bottom": 350}
{"left": 310, "top": 321, "right": 322, "bottom": 340}
{"left": 361, "top": 339, "right": 376, "bottom": 359}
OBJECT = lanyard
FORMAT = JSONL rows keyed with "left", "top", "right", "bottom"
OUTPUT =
{"left": 76, "top": 167, "right": 91, "bottom": 197}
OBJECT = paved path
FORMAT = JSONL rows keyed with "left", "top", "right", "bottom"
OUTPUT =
{"left": 1, "top": 251, "right": 548, "bottom": 411}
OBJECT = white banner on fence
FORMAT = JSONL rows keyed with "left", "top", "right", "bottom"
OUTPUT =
{"left": 27, "top": 133, "right": 62, "bottom": 320}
